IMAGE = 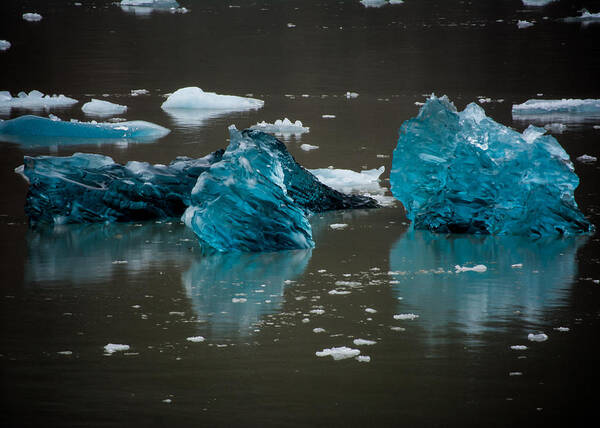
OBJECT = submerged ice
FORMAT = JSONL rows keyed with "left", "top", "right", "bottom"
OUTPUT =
{"left": 390, "top": 96, "right": 593, "bottom": 236}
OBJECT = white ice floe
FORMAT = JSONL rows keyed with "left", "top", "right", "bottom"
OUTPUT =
{"left": 528, "top": 333, "right": 548, "bottom": 342}
{"left": 576, "top": 154, "right": 597, "bottom": 163}
{"left": 316, "top": 346, "right": 360, "bottom": 360}
{"left": 512, "top": 98, "right": 600, "bottom": 114}
{"left": 509, "top": 372, "right": 523, "bottom": 376}
{"left": 554, "top": 327, "right": 570, "bottom": 332}
{"left": 455, "top": 264, "right": 487, "bottom": 273}
{"left": 365, "top": 308, "right": 377, "bottom": 313}
{"left": 0, "top": 40, "right": 11, "bottom": 51}
{"left": 511, "top": 263, "right": 523, "bottom": 268}
{"left": 312, "top": 327, "right": 326, "bottom": 333}
{"left": 300, "top": 144, "right": 319, "bottom": 151}
{"left": 329, "top": 223, "right": 348, "bottom": 230}
{"left": 517, "top": 20, "right": 534, "bottom": 29}
{"left": 356, "top": 355, "right": 371, "bottom": 362}
{"left": 309, "top": 166, "right": 387, "bottom": 202}
{"left": 522, "top": 0, "right": 557, "bottom": 6}
{"left": 186, "top": 336, "right": 205, "bottom": 342}
{"left": 131, "top": 89, "right": 150, "bottom": 96}
{"left": 328, "top": 289, "right": 351, "bottom": 295}
{"left": 121, "top": 0, "right": 180, "bottom": 6}
{"left": 353, "top": 338, "right": 376, "bottom": 346}
{"left": 564, "top": 9, "right": 600, "bottom": 23}
{"left": 232, "top": 297, "right": 247, "bottom": 303}
{"left": 510, "top": 345, "right": 528, "bottom": 350}
{"left": 360, "top": 0, "right": 401, "bottom": 8}
{"left": 287, "top": 23, "right": 296, "bottom": 28}
{"left": 23, "top": 13, "right": 43, "bottom": 22}
{"left": 310, "top": 309, "right": 325, "bottom": 315}
{"left": 322, "top": 114, "right": 336, "bottom": 118}
{"left": 104, "top": 343, "right": 130, "bottom": 354}
{"left": 393, "top": 313, "right": 419, "bottom": 320}
{"left": 250, "top": 118, "right": 309, "bottom": 137}
{"left": 0, "top": 90, "right": 78, "bottom": 110}
{"left": 82, "top": 99, "right": 128, "bottom": 116}
{"left": 57, "top": 351, "right": 73, "bottom": 355}
{"left": 161, "top": 87, "right": 264, "bottom": 111}
{"left": 544, "top": 123, "right": 567, "bottom": 133}
{"left": 335, "top": 281, "right": 361, "bottom": 286}
{"left": 345, "top": 91, "right": 359, "bottom": 98}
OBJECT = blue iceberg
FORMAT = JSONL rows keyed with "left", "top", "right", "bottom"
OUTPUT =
{"left": 0, "top": 115, "right": 170, "bottom": 146}
{"left": 390, "top": 96, "right": 593, "bottom": 236}
{"left": 19, "top": 150, "right": 223, "bottom": 225}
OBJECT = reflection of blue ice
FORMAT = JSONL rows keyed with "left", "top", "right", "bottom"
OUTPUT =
{"left": 389, "top": 230, "right": 586, "bottom": 341}
{"left": 162, "top": 108, "right": 243, "bottom": 128}
{"left": 182, "top": 249, "right": 312, "bottom": 338}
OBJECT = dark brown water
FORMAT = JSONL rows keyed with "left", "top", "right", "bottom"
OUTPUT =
{"left": 1, "top": 0, "right": 600, "bottom": 427}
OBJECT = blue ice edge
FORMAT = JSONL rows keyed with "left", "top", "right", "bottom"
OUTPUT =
{"left": 0, "top": 115, "right": 171, "bottom": 146}
{"left": 390, "top": 95, "right": 594, "bottom": 237}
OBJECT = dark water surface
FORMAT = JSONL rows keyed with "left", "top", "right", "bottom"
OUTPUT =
{"left": 1, "top": 0, "right": 600, "bottom": 427}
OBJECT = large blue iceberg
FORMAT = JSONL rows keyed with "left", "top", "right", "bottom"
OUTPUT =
{"left": 390, "top": 96, "right": 593, "bottom": 236}
{"left": 0, "top": 115, "right": 170, "bottom": 146}
{"left": 19, "top": 151, "right": 223, "bottom": 225}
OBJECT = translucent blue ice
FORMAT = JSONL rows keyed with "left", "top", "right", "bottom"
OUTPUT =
{"left": 390, "top": 96, "right": 593, "bottom": 236}
{"left": 19, "top": 151, "right": 223, "bottom": 225}
{"left": 0, "top": 115, "right": 170, "bottom": 146}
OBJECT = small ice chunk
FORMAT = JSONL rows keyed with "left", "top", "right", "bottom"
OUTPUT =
{"left": 353, "top": 338, "right": 376, "bottom": 346}
{"left": 250, "top": 118, "right": 309, "bottom": 135}
{"left": 161, "top": 87, "right": 263, "bottom": 111}
{"left": 112, "top": 260, "right": 128, "bottom": 264}
{"left": 517, "top": 20, "right": 534, "bottom": 29}
{"left": 287, "top": 23, "right": 296, "bottom": 28}
{"left": 82, "top": 99, "right": 127, "bottom": 116}
{"left": 315, "top": 346, "right": 360, "bottom": 360}
{"left": 522, "top": 0, "right": 557, "bottom": 6}
{"left": 510, "top": 345, "right": 528, "bottom": 350}
{"left": 312, "top": 327, "right": 326, "bottom": 333}
{"left": 310, "top": 309, "right": 325, "bottom": 315}
{"left": 544, "top": 123, "right": 567, "bottom": 134}
{"left": 554, "top": 327, "right": 570, "bottom": 332}
{"left": 328, "top": 289, "right": 351, "bottom": 295}
{"left": 131, "top": 89, "right": 150, "bottom": 96}
{"left": 455, "top": 264, "right": 487, "bottom": 273}
{"left": 0, "top": 90, "right": 78, "bottom": 110}
{"left": 23, "top": 13, "right": 43, "bottom": 22}
{"left": 302, "top": 318, "right": 310, "bottom": 323}
{"left": 162, "top": 399, "right": 172, "bottom": 404}
{"left": 345, "top": 92, "right": 359, "bottom": 99}
{"left": 365, "top": 308, "right": 377, "bottom": 313}
{"left": 186, "top": 336, "right": 205, "bottom": 342}
{"left": 322, "top": 114, "right": 336, "bottom": 118}
{"left": 309, "top": 166, "right": 385, "bottom": 196}
{"left": 528, "top": 333, "right": 548, "bottom": 342}
{"left": 334, "top": 281, "right": 361, "bottom": 286}
{"left": 104, "top": 343, "right": 130, "bottom": 354}
{"left": 509, "top": 372, "right": 523, "bottom": 376}
{"left": 57, "top": 351, "right": 73, "bottom": 355}
{"left": 329, "top": 223, "right": 348, "bottom": 230}
{"left": 511, "top": 263, "right": 523, "bottom": 268}
{"left": 512, "top": 98, "right": 600, "bottom": 115}
{"left": 360, "top": 0, "right": 387, "bottom": 8}
{"left": 300, "top": 144, "right": 319, "bottom": 151}
{"left": 394, "top": 313, "right": 419, "bottom": 320}
{"left": 0, "top": 40, "right": 11, "bottom": 51}
{"left": 576, "top": 154, "right": 597, "bottom": 163}
{"left": 232, "top": 297, "right": 247, "bottom": 303}
{"left": 563, "top": 9, "right": 600, "bottom": 23}
{"left": 356, "top": 355, "right": 371, "bottom": 362}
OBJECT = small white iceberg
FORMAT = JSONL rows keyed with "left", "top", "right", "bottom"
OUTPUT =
{"left": 517, "top": 20, "right": 534, "bottom": 29}
{"left": 528, "top": 333, "right": 548, "bottom": 342}
{"left": 23, "top": 13, "right": 43, "bottom": 22}
{"left": 131, "top": 89, "right": 150, "bottom": 96}
{"left": 186, "top": 336, "right": 205, "bottom": 342}
{"left": 0, "top": 90, "right": 78, "bottom": 111}
{"left": 0, "top": 40, "right": 11, "bottom": 51}
{"left": 316, "top": 346, "right": 360, "bottom": 360}
{"left": 356, "top": 355, "right": 371, "bottom": 362}
{"left": 353, "top": 338, "right": 376, "bottom": 346}
{"left": 564, "top": 9, "right": 600, "bottom": 23}
{"left": 309, "top": 166, "right": 385, "bottom": 196}
{"left": 82, "top": 99, "right": 128, "bottom": 116}
{"left": 576, "top": 154, "right": 597, "bottom": 163}
{"left": 300, "top": 143, "right": 319, "bottom": 151}
{"left": 250, "top": 118, "right": 309, "bottom": 137}
{"left": 510, "top": 345, "right": 528, "bottom": 350}
{"left": 522, "top": 0, "right": 557, "bottom": 6}
{"left": 161, "top": 86, "right": 263, "bottom": 111}
{"left": 329, "top": 223, "right": 348, "bottom": 230}
{"left": 104, "top": 343, "right": 130, "bottom": 354}
{"left": 455, "top": 264, "right": 487, "bottom": 273}
{"left": 345, "top": 91, "right": 359, "bottom": 98}
{"left": 393, "top": 313, "right": 419, "bottom": 320}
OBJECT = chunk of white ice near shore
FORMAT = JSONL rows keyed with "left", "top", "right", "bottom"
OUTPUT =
{"left": 329, "top": 223, "right": 348, "bottom": 230}
{"left": 322, "top": 114, "right": 336, "bottom": 118}
{"left": 131, "top": 89, "right": 150, "bottom": 96}
{"left": 0, "top": 40, "right": 11, "bottom": 51}
{"left": 312, "top": 327, "right": 326, "bottom": 333}
{"left": 104, "top": 343, "right": 130, "bottom": 354}
{"left": 161, "top": 87, "right": 264, "bottom": 111}
{"left": 510, "top": 345, "right": 528, "bottom": 350}
{"left": 345, "top": 91, "right": 359, "bottom": 98}
{"left": 186, "top": 336, "right": 205, "bottom": 342}
{"left": 0, "top": 90, "right": 78, "bottom": 110}
{"left": 82, "top": 99, "right": 128, "bottom": 116}
{"left": 316, "top": 346, "right": 360, "bottom": 360}
{"left": 455, "top": 264, "right": 487, "bottom": 273}
{"left": 528, "top": 333, "right": 548, "bottom": 342}
{"left": 576, "top": 154, "right": 597, "bottom": 163}
{"left": 356, "top": 355, "right": 371, "bottom": 362}
{"left": 394, "top": 313, "right": 419, "bottom": 320}
{"left": 250, "top": 118, "right": 309, "bottom": 135}
{"left": 365, "top": 308, "right": 377, "bottom": 313}
{"left": 353, "top": 338, "right": 376, "bottom": 346}
{"left": 300, "top": 144, "right": 319, "bottom": 151}
{"left": 517, "top": 20, "right": 534, "bottom": 29}
{"left": 23, "top": 13, "right": 43, "bottom": 22}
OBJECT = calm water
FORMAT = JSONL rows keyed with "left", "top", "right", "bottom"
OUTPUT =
{"left": 1, "top": 0, "right": 600, "bottom": 427}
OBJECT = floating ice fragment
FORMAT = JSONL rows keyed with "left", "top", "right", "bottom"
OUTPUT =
{"left": 313, "top": 328, "right": 326, "bottom": 333}
{"left": 300, "top": 144, "right": 319, "bottom": 151}
{"left": 82, "top": 99, "right": 127, "bottom": 116}
{"left": 513, "top": 99, "right": 600, "bottom": 115}
{"left": 554, "top": 327, "right": 569, "bottom": 332}
{"left": 394, "top": 313, "right": 419, "bottom": 320}
{"left": 365, "top": 308, "right": 377, "bottom": 313}
{"left": 509, "top": 372, "right": 523, "bottom": 376}
{"left": 112, "top": 260, "right": 128, "bottom": 265}
{"left": 528, "top": 333, "right": 548, "bottom": 342}
{"left": 455, "top": 264, "right": 487, "bottom": 273}
{"left": 0, "top": 40, "right": 11, "bottom": 51}
{"left": 328, "top": 289, "right": 351, "bottom": 295}
{"left": 287, "top": 23, "right": 296, "bottom": 28}
{"left": 250, "top": 118, "right": 309, "bottom": 138}
{"left": 310, "top": 309, "right": 325, "bottom": 315}
{"left": 563, "top": 9, "right": 600, "bottom": 23}
{"left": 329, "top": 223, "right": 348, "bottom": 230}
{"left": 510, "top": 345, "right": 528, "bottom": 350}
{"left": 23, "top": 13, "right": 43, "bottom": 22}
{"left": 162, "top": 399, "right": 172, "bottom": 404}
{"left": 315, "top": 346, "right": 360, "bottom": 360}
{"left": 322, "top": 114, "right": 336, "bottom": 118}
{"left": 391, "top": 95, "right": 593, "bottom": 236}
{"left": 522, "top": 0, "right": 557, "bottom": 6}
{"left": 544, "top": 123, "right": 567, "bottom": 134}
{"left": 576, "top": 154, "right": 597, "bottom": 163}
{"left": 345, "top": 92, "right": 359, "bottom": 98}
{"left": 232, "top": 297, "right": 247, "bottom": 303}
{"left": 57, "top": 351, "right": 73, "bottom": 355}
{"left": 130, "top": 89, "right": 150, "bottom": 96}
{"left": 335, "top": 281, "right": 361, "bottom": 286}
{"left": 186, "top": 336, "right": 205, "bottom": 342}
{"left": 161, "top": 87, "right": 263, "bottom": 111}
{"left": 309, "top": 166, "right": 385, "bottom": 197}
{"left": 511, "top": 263, "right": 523, "bottom": 268}
{"left": 121, "top": 0, "right": 180, "bottom": 6}
{"left": 104, "top": 343, "right": 130, "bottom": 354}
{"left": 353, "top": 338, "right": 376, "bottom": 346}
{"left": 356, "top": 355, "right": 371, "bottom": 362}
{"left": 517, "top": 20, "right": 534, "bottom": 29}
{"left": 0, "top": 90, "right": 78, "bottom": 111}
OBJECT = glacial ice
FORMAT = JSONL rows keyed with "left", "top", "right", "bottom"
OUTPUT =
{"left": 300, "top": 144, "right": 319, "bottom": 151}
{"left": 522, "top": 0, "right": 556, "bottom": 6}
{"left": 23, "top": 13, "right": 43, "bottom": 22}
{"left": 390, "top": 95, "right": 593, "bottom": 236}
{"left": 161, "top": 87, "right": 264, "bottom": 111}
{"left": 360, "top": 0, "right": 402, "bottom": 8}
{"left": 0, "top": 40, "right": 10, "bottom": 51}
{"left": 82, "top": 99, "right": 128, "bottom": 116}
{"left": 0, "top": 115, "right": 170, "bottom": 146}
{"left": 121, "top": 0, "right": 180, "bottom": 6}
{"left": 104, "top": 343, "right": 130, "bottom": 354}
{"left": 0, "top": 90, "right": 78, "bottom": 111}
{"left": 315, "top": 346, "right": 360, "bottom": 360}
{"left": 563, "top": 9, "right": 600, "bottom": 23}
{"left": 528, "top": 333, "right": 548, "bottom": 342}
{"left": 250, "top": 118, "right": 309, "bottom": 138}
{"left": 517, "top": 20, "right": 534, "bottom": 29}
{"left": 576, "top": 154, "right": 597, "bottom": 163}
{"left": 19, "top": 150, "right": 222, "bottom": 225}
{"left": 513, "top": 99, "right": 600, "bottom": 115}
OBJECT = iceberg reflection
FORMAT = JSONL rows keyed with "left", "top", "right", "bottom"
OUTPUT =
{"left": 389, "top": 230, "right": 586, "bottom": 340}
